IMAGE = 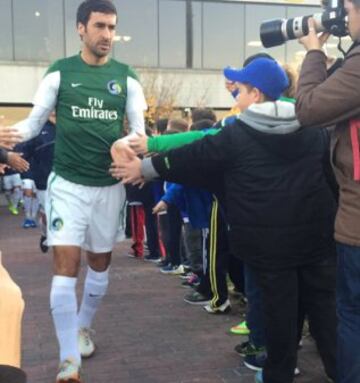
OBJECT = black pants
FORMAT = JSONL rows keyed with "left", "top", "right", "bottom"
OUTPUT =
{"left": 160, "top": 204, "right": 183, "bottom": 266}
{"left": 143, "top": 205, "right": 160, "bottom": 258}
{"left": 253, "top": 256, "right": 337, "bottom": 383}
{"left": 197, "top": 198, "right": 244, "bottom": 306}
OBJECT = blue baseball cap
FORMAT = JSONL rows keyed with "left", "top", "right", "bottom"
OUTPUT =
{"left": 223, "top": 58, "right": 289, "bottom": 101}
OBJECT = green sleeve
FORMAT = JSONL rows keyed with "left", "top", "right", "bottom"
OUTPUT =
{"left": 148, "top": 128, "right": 219, "bottom": 152}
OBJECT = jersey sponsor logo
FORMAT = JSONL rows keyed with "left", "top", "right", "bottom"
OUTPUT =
{"left": 51, "top": 217, "right": 64, "bottom": 231}
{"left": 71, "top": 83, "right": 82, "bottom": 88}
{"left": 71, "top": 106, "right": 118, "bottom": 120}
{"left": 107, "top": 80, "right": 122, "bottom": 95}
{"left": 71, "top": 96, "right": 118, "bottom": 121}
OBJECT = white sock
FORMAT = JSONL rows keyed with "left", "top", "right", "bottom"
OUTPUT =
{"left": 12, "top": 187, "right": 22, "bottom": 207}
{"left": 50, "top": 276, "right": 80, "bottom": 364}
{"left": 31, "top": 196, "right": 39, "bottom": 220}
{"left": 4, "top": 190, "right": 11, "bottom": 205}
{"left": 78, "top": 267, "right": 109, "bottom": 329}
{"left": 23, "top": 196, "right": 32, "bottom": 219}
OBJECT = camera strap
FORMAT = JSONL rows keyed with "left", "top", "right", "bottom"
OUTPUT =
{"left": 350, "top": 119, "right": 360, "bottom": 181}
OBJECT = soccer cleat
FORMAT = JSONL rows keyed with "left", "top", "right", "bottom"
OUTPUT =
{"left": 204, "top": 299, "right": 231, "bottom": 314}
{"left": 230, "top": 320, "right": 250, "bottom": 335}
{"left": 56, "top": 358, "right": 82, "bottom": 383}
{"left": 8, "top": 203, "right": 19, "bottom": 215}
{"left": 184, "top": 291, "right": 211, "bottom": 305}
{"left": 39, "top": 235, "right": 49, "bottom": 253}
{"left": 78, "top": 327, "right": 96, "bottom": 358}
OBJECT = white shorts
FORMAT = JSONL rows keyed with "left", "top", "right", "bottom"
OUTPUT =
{"left": 3, "top": 174, "right": 22, "bottom": 190}
{"left": 46, "top": 172, "right": 127, "bottom": 253}
{"left": 22, "top": 178, "right": 37, "bottom": 191}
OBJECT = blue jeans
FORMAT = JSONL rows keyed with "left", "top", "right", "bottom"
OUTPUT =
{"left": 244, "top": 264, "right": 266, "bottom": 348}
{"left": 336, "top": 243, "right": 360, "bottom": 383}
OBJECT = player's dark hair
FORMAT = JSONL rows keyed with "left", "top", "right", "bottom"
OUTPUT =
{"left": 77, "top": 0, "right": 117, "bottom": 26}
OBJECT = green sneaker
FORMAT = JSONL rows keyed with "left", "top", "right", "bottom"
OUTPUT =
{"left": 8, "top": 203, "right": 19, "bottom": 215}
{"left": 230, "top": 320, "right": 250, "bottom": 335}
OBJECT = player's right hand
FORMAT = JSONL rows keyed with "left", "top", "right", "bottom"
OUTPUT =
{"left": 7, "top": 152, "right": 29, "bottom": 173}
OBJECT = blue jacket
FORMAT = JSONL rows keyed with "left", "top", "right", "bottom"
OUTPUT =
{"left": 161, "top": 183, "right": 212, "bottom": 229}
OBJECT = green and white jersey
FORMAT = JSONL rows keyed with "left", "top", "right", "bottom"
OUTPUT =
{"left": 17, "top": 54, "right": 146, "bottom": 186}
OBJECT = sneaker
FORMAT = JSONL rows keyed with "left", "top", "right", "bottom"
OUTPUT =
{"left": 144, "top": 254, "right": 161, "bottom": 263}
{"left": 78, "top": 327, "right": 96, "bottom": 358}
{"left": 8, "top": 203, "right": 19, "bottom": 215}
{"left": 29, "top": 219, "right": 37, "bottom": 228}
{"left": 255, "top": 371, "right": 263, "bottom": 383}
{"left": 181, "top": 274, "right": 200, "bottom": 288}
{"left": 204, "top": 299, "right": 231, "bottom": 314}
{"left": 179, "top": 271, "right": 193, "bottom": 280}
{"left": 244, "top": 352, "right": 267, "bottom": 371}
{"left": 230, "top": 320, "right": 250, "bottom": 335}
{"left": 184, "top": 291, "right": 211, "bottom": 305}
{"left": 235, "top": 341, "right": 265, "bottom": 357}
{"left": 126, "top": 252, "right": 141, "bottom": 258}
{"left": 39, "top": 235, "right": 49, "bottom": 253}
{"left": 160, "top": 264, "right": 185, "bottom": 275}
{"left": 157, "top": 259, "right": 169, "bottom": 268}
{"left": 22, "top": 218, "right": 33, "bottom": 229}
{"left": 56, "top": 358, "right": 82, "bottom": 383}
{"left": 250, "top": 362, "right": 300, "bottom": 376}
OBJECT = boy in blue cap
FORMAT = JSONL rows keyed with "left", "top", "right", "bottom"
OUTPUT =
{"left": 113, "top": 58, "right": 337, "bottom": 383}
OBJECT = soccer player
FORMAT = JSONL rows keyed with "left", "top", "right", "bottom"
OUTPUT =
{"left": 10, "top": 1, "right": 147, "bottom": 382}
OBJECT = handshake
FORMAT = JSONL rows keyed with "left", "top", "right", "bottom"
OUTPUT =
{"left": 109, "top": 133, "right": 150, "bottom": 186}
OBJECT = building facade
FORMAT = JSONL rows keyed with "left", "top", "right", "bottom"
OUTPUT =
{"left": 0, "top": 0, "right": 350, "bottom": 108}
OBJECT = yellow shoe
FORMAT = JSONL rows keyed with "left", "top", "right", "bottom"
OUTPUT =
{"left": 8, "top": 203, "right": 19, "bottom": 215}
{"left": 230, "top": 320, "right": 250, "bottom": 335}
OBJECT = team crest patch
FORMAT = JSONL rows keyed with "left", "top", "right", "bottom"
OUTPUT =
{"left": 107, "top": 80, "right": 122, "bottom": 95}
{"left": 51, "top": 218, "right": 64, "bottom": 231}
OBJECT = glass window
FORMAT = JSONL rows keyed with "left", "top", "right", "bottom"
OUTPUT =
{"left": 189, "top": 1, "right": 202, "bottom": 69}
{"left": 0, "top": 0, "right": 13, "bottom": 60}
{"left": 159, "top": 0, "right": 186, "bottom": 68}
{"left": 245, "top": 4, "right": 286, "bottom": 64}
{"left": 113, "top": 0, "right": 158, "bottom": 67}
{"left": 64, "top": 0, "right": 82, "bottom": 57}
{"left": 13, "top": 0, "right": 64, "bottom": 62}
{"left": 203, "top": 2, "right": 245, "bottom": 69}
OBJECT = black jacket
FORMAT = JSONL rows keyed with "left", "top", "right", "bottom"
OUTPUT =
{"left": 149, "top": 116, "right": 336, "bottom": 270}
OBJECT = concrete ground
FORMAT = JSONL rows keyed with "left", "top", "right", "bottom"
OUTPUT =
{"left": 0, "top": 206, "right": 330, "bottom": 383}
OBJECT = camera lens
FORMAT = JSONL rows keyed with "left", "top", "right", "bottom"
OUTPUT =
{"left": 260, "top": 19, "right": 286, "bottom": 48}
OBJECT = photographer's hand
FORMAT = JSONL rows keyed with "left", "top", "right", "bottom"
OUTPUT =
{"left": 299, "top": 18, "right": 330, "bottom": 52}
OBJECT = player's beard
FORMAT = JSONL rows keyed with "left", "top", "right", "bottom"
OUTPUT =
{"left": 87, "top": 39, "right": 112, "bottom": 58}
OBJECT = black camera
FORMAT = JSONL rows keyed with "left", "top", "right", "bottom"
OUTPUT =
{"left": 260, "top": 0, "right": 347, "bottom": 48}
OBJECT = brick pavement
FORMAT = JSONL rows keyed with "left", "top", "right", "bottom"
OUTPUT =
{"left": 0, "top": 206, "right": 329, "bottom": 383}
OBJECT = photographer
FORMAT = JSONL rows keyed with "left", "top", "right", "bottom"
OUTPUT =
{"left": 296, "top": 1, "right": 360, "bottom": 382}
